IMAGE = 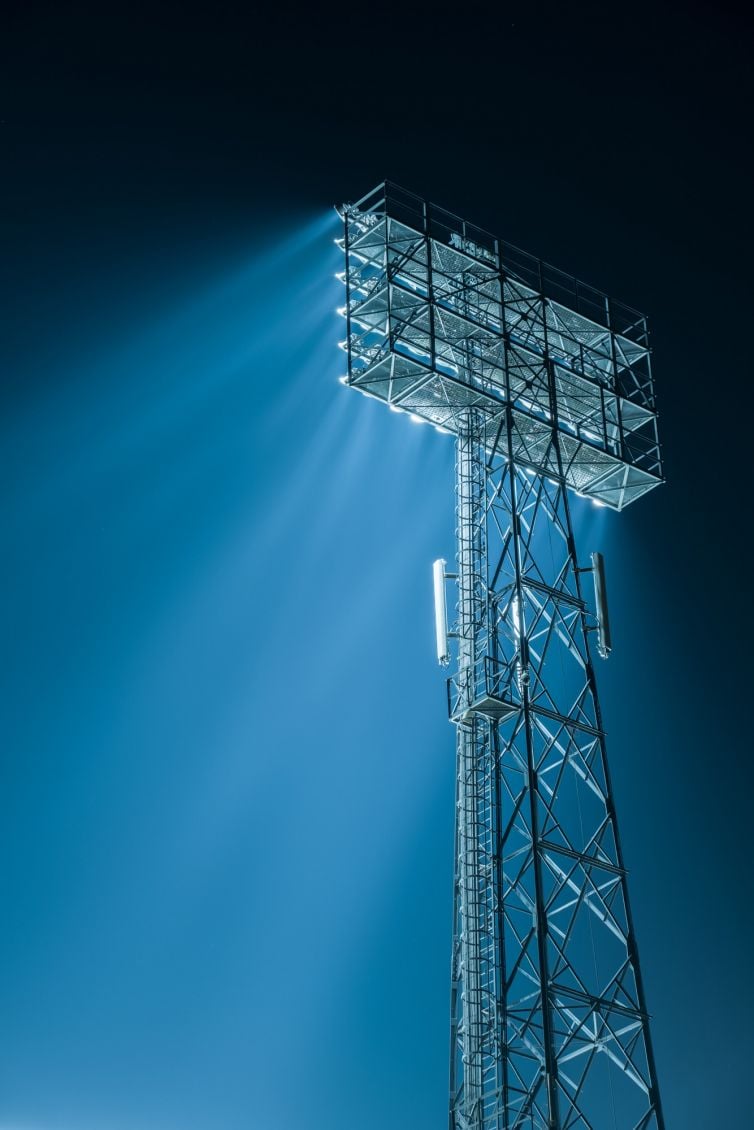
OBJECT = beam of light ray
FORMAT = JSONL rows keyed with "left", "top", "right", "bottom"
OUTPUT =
{"left": 1, "top": 213, "right": 342, "bottom": 526}
{"left": 0, "top": 213, "right": 354, "bottom": 1130}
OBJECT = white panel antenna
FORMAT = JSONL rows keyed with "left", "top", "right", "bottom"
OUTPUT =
{"left": 433, "top": 559, "right": 450, "bottom": 667}
{"left": 591, "top": 551, "right": 612, "bottom": 659}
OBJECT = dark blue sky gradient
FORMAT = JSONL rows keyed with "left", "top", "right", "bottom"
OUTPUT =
{"left": 3, "top": 2, "right": 753, "bottom": 1127}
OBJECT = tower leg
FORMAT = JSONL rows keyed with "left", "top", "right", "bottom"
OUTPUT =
{"left": 451, "top": 412, "right": 505, "bottom": 1130}
{"left": 449, "top": 416, "right": 665, "bottom": 1130}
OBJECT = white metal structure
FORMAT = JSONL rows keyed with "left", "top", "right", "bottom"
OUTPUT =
{"left": 337, "top": 183, "right": 665, "bottom": 1130}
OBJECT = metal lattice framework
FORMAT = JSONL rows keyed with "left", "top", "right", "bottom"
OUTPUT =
{"left": 336, "top": 183, "right": 665, "bottom": 1130}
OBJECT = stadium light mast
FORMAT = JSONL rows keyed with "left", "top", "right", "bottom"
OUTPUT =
{"left": 336, "top": 183, "right": 665, "bottom": 1130}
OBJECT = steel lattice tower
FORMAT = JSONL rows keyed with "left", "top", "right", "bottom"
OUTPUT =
{"left": 336, "top": 183, "right": 665, "bottom": 1130}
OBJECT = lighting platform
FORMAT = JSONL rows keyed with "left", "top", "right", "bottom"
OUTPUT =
{"left": 338, "top": 182, "right": 661, "bottom": 511}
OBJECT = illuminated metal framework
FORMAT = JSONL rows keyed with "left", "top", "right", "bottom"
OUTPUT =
{"left": 337, "top": 182, "right": 665, "bottom": 1130}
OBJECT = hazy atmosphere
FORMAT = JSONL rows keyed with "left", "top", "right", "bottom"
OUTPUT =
{"left": 3, "top": 3, "right": 753, "bottom": 1127}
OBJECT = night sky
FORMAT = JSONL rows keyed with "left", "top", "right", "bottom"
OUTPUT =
{"left": 3, "top": 3, "right": 753, "bottom": 1128}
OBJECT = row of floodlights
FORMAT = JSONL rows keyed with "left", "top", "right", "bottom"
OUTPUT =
{"left": 336, "top": 375, "right": 452, "bottom": 434}
{"left": 335, "top": 295, "right": 609, "bottom": 508}
{"left": 337, "top": 370, "right": 611, "bottom": 496}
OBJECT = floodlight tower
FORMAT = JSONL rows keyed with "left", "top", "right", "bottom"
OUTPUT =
{"left": 336, "top": 183, "right": 665, "bottom": 1130}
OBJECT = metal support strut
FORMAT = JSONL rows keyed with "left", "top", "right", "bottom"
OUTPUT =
{"left": 449, "top": 414, "right": 665, "bottom": 1130}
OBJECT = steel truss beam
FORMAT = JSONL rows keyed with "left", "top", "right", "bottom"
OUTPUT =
{"left": 448, "top": 406, "right": 664, "bottom": 1130}
{"left": 339, "top": 186, "right": 663, "bottom": 511}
